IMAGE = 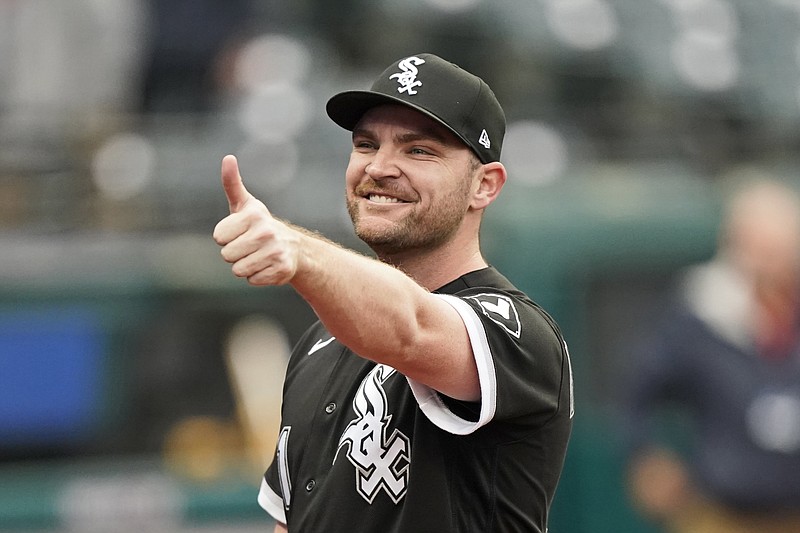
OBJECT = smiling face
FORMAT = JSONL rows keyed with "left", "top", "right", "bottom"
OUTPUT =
{"left": 345, "top": 104, "right": 482, "bottom": 257}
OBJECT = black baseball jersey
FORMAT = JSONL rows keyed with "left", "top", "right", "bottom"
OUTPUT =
{"left": 258, "top": 267, "right": 573, "bottom": 532}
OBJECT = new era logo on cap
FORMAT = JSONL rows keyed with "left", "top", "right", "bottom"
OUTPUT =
{"left": 478, "top": 129, "right": 491, "bottom": 149}
{"left": 326, "top": 53, "right": 506, "bottom": 163}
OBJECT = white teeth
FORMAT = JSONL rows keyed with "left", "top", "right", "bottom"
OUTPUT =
{"left": 368, "top": 194, "right": 402, "bottom": 204}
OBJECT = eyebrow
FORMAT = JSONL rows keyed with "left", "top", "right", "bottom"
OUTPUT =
{"left": 352, "top": 126, "right": 454, "bottom": 147}
{"left": 397, "top": 127, "right": 452, "bottom": 145}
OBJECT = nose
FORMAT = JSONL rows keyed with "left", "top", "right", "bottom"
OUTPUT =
{"left": 364, "top": 148, "right": 401, "bottom": 180}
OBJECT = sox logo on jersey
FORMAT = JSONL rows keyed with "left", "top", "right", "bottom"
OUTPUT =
{"left": 335, "top": 364, "right": 411, "bottom": 504}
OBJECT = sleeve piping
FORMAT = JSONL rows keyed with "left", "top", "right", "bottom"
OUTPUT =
{"left": 258, "top": 477, "right": 287, "bottom": 525}
{"left": 406, "top": 293, "right": 497, "bottom": 435}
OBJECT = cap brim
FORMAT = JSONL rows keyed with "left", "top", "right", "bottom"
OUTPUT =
{"left": 326, "top": 90, "right": 463, "bottom": 144}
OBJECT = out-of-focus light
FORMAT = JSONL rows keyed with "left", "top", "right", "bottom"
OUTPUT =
{"left": 421, "top": 0, "right": 481, "bottom": 12}
{"left": 237, "top": 83, "right": 312, "bottom": 143}
{"left": 662, "top": 0, "right": 740, "bottom": 91}
{"left": 234, "top": 34, "right": 311, "bottom": 92}
{"left": 671, "top": 31, "right": 739, "bottom": 91}
{"left": 545, "top": 0, "right": 619, "bottom": 51}
{"left": 91, "top": 133, "right": 155, "bottom": 201}
{"left": 59, "top": 473, "right": 182, "bottom": 530}
{"left": 503, "top": 121, "right": 568, "bottom": 187}
{"left": 747, "top": 392, "right": 800, "bottom": 453}
{"left": 235, "top": 139, "right": 299, "bottom": 196}
{"left": 664, "top": 0, "right": 738, "bottom": 41}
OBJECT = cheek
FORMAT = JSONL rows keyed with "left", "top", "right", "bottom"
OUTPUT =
{"left": 344, "top": 162, "right": 362, "bottom": 193}
{"left": 345, "top": 150, "right": 369, "bottom": 178}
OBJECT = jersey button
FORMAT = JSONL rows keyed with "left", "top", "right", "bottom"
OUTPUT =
{"left": 325, "top": 402, "right": 336, "bottom": 414}
{"left": 305, "top": 479, "right": 316, "bottom": 492}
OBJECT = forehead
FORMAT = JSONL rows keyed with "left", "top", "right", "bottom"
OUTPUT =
{"left": 354, "top": 104, "right": 466, "bottom": 148}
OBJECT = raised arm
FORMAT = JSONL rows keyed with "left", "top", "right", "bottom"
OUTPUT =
{"left": 213, "top": 155, "right": 479, "bottom": 401}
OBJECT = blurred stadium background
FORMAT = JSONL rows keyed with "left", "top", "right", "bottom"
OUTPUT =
{"left": 1, "top": 0, "right": 798, "bottom": 531}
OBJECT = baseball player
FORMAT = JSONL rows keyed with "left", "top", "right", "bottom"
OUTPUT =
{"left": 213, "top": 53, "right": 573, "bottom": 532}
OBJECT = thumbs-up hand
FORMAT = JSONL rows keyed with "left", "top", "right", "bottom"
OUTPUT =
{"left": 220, "top": 153, "right": 252, "bottom": 213}
{"left": 213, "top": 155, "right": 300, "bottom": 285}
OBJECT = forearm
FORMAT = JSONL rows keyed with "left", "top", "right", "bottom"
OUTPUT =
{"left": 285, "top": 227, "right": 478, "bottom": 399}
{"left": 290, "top": 228, "right": 437, "bottom": 363}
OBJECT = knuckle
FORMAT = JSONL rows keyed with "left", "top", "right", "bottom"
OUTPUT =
{"left": 253, "top": 225, "right": 276, "bottom": 243}
{"left": 212, "top": 227, "right": 225, "bottom": 245}
{"left": 231, "top": 261, "right": 250, "bottom": 278}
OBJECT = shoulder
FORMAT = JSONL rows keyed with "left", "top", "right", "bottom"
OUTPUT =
{"left": 438, "top": 267, "right": 565, "bottom": 348}
{"left": 439, "top": 267, "right": 566, "bottom": 362}
{"left": 445, "top": 290, "right": 560, "bottom": 344}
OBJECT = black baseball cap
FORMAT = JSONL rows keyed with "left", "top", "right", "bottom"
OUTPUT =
{"left": 326, "top": 53, "right": 505, "bottom": 163}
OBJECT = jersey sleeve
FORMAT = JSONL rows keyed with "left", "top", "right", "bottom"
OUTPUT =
{"left": 258, "top": 473, "right": 286, "bottom": 524}
{"left": 407, "top": 291, "right": 570, "bottom": 435}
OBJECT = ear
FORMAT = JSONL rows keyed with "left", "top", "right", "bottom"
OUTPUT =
{"left": 470, "top": 162, "right": 507, "bottom": 210}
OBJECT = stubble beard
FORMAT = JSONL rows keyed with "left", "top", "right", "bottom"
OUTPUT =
{"left": 346, "top": 183, "right": 472, "bottom": 257}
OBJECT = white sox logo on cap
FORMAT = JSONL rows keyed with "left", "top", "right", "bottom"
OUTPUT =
{"left": 326, "top": 53, "right": 506, "bottom": 163}
{"left": 389, "top": 56, "right": 425, "bottom": 95}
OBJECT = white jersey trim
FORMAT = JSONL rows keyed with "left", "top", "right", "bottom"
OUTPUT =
{"left": 258, "top": 477, "right": 287, "bottom": 525}
{"left": 406, "top": 293, "right": 497, "bottom": 435}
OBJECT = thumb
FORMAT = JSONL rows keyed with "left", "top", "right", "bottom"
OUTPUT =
{"left": 221, "top": 154, "right": 251, "bottom": 213}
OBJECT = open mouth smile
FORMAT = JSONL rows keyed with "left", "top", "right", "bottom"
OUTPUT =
{"left": 367, "top": 194, "right": 409, "bottom": 204}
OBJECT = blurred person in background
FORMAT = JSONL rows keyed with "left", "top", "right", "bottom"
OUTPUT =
{"left": 622, "top": 178, "right": 800, "bottom": 533}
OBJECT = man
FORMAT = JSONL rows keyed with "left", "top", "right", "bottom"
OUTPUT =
{"left": 623, "top": 179, "right": 800, "bottom": 533}
{"left": 214, "top": 53, "right": 573, "bottom": 532}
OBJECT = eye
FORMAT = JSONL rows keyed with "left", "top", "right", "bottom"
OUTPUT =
{"left": 353, "top": 139, "right": 376, "bottom": 151}
{"left": 409, "top": 146, "right": 432, "bottom": 156}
